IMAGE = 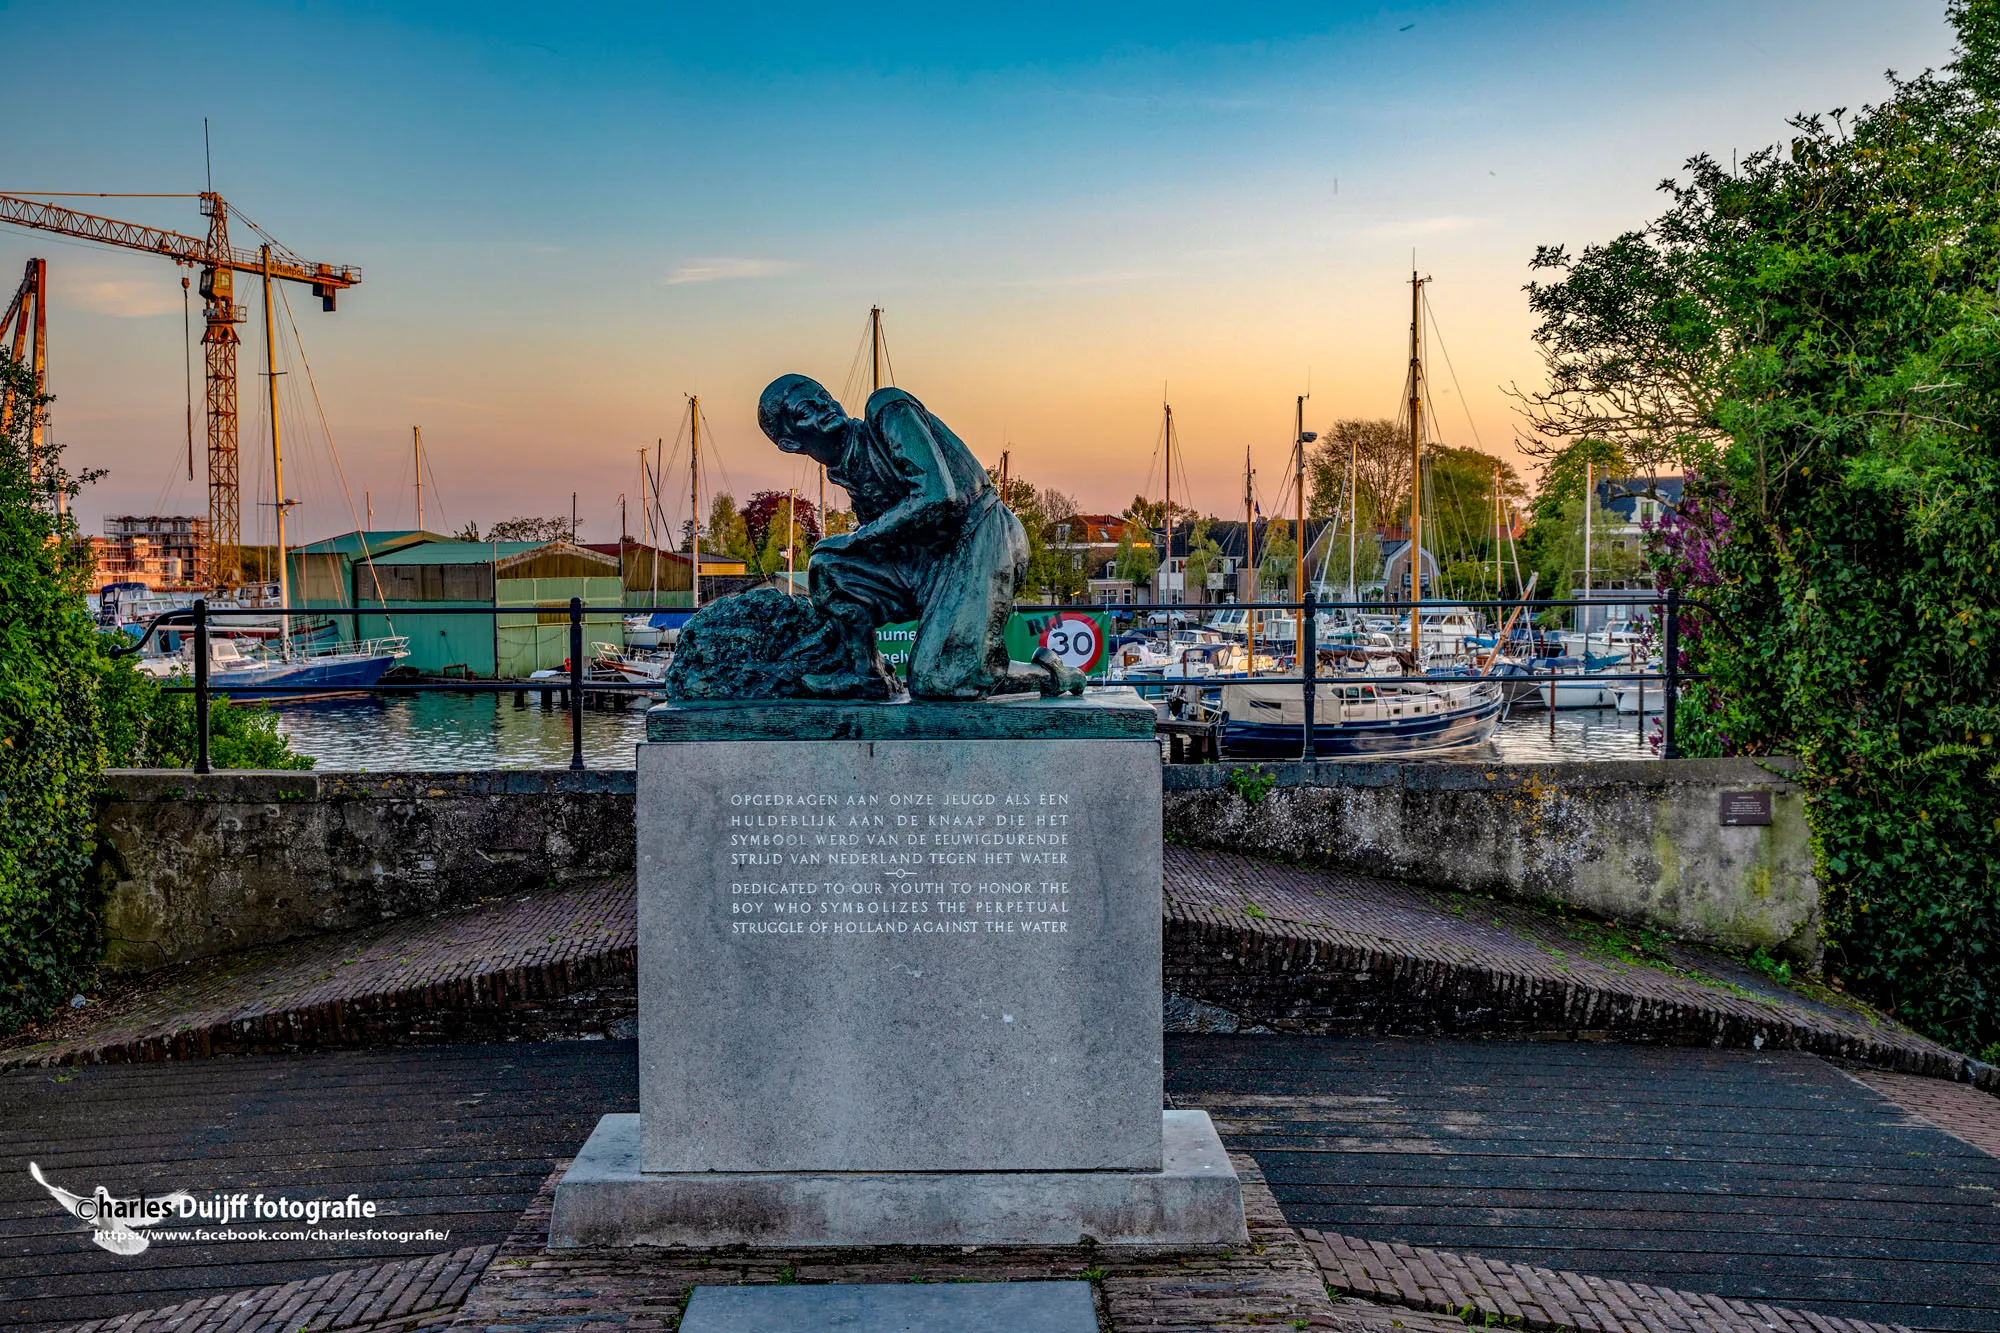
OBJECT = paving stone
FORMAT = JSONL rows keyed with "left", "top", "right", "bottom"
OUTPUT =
{"left": 0, "top": 880, "right": 637, "bottom": 1068}
{"left": 676, "top": 1280, "right": 1097, "bottom": 1332}
{"left": 10, "top": 849, "right": 1991, "bottom": 1091}
{"left": 1847, "top": 1066, "right": 2000, "bottom": 1159}
{"left": 47, "top": 1248, "right": 496, "bottom": 1333}
{"left": 454, "top": 1156, "right": 1347, "bottom": 1333}
{"left": 1163, "top": 846, "right": 1993, "bottom": 1085}
{"left": 1299, "top": 1230, "right": 1915, "bottom": 1333}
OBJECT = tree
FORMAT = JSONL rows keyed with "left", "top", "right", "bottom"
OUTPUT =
{"left": 0, "top": 353, "right": 108, "bottom": 1031}
{"left": 1527, "top": 439, "right": 1628, "bottom": 527}
{"left": 1308, "top": 419, "right": 1410, "bottom": 529}
{"left": 0, "top": 353, "right": 307, "bottom": 1036}
{"left": 1257, "top": 526, "right": 1296, "bottom": 592}
{"left": 1122, "top": 495, "right": 1201, "bottom": 532}
{"left": 1113, "top": 526, "right": 1158, "bottom": 588}
{"left": 742, "top": 491, "right": 821, "bottom": 553}
{"left": 741, "top": 491, "right": 820, "bottom": 578}
{"left": 704, "top": 493, "right": 753, "bottom": 561}
{"left": 486, "top": 515, "right": 572, "bottom": 543}
{"left": 1181, "top": 519, "right": 1225, "bottom": 597}
{"left": 452, "top": 520, "right": 480, "bottom": 541}
{"left": 1509, "top": 223, "right": 1732, "bottom": 480}
{"left": 1003, "top": 479, "right": 1085, "bottom": 601}
{"left": 1530, "top": 0, "right": 2000, "bottom": 1052}
{"left": 823, "top": 508, "right": 857, "bottom": 536}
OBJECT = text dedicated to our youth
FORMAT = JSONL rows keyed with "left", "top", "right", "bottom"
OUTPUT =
{"left": 721, "top": 789, "right": 1075, "bottom": 939}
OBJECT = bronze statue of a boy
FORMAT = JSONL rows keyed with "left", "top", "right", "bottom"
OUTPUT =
{"left": 759, "top": 374, "right": 1083, "bottom": 702}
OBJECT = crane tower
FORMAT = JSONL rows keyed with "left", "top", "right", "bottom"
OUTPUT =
{"left": 0, "top": 191, "right": 359, "bottom": 582}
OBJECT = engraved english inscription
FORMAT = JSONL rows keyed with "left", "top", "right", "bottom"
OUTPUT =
{"left": 725, "top": 789, "right": 1076, "bottom": 937}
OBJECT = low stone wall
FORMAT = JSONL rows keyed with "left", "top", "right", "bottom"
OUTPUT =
{"left": 94, "top": 770, "right": 636, "bottom": 973}
{"left": 1163, "top": 757, "right": 1819, "bottom": 962}
{"left": 95, "top": 756, "right": 1816, "bottom": 975}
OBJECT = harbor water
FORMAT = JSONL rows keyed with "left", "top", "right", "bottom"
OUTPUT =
{"left": 271, "top": 691, "right": 1658, "bottom": 771}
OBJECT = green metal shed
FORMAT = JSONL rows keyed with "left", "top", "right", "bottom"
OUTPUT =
{"left": 353, "top": 541, "right": 623, "bottom": 677}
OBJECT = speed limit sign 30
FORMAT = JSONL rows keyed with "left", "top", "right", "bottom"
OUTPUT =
{"left": 1039, "top": 612, "right": 1104, "bottom": 673}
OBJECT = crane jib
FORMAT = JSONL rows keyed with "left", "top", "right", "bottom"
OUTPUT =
{"left": 0, "top": 194, "right": 360, "bottom": 289}
{"left": 0, "top": 189, "right": 359, "bottom": 586}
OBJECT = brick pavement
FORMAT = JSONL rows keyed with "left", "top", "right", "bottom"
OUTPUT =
{"left": 53, "top": 1247, "right": 495, "bottom": 1333}
{"left": 1300, "top": 1230, "right": 1911, "bottom": 1333}
{"left": 445, "top": 1158, "right": 1354, "bottom": 1333}
{"left": 0, "top": 878, "right": 635, "bottom": 1069}
{"left": 1849, "top": 1066, "right": 2000, "bottom": 1160}
{"left": 10, "top": 848, "right": 1996, "bottom": 1097}
{"left": 1165, "top": 846, "right": 1997, "bottom": 1088}
{"left": 48, "top": 1167, "right": 1936, "bottom": 1333}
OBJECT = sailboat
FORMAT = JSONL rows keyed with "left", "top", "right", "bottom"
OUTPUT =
{"left": 141, "top": 248, "right": 407, "bottom": 697}
{"left": 1218, "top": 273, "right": 1502, "bottom": 758}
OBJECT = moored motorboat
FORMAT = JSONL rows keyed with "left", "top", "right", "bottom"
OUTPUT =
{"left": 1217, "top": 676, "right": 1503, "bottom": 758}
{"left": 136, "top": 635, "right": 410, "bottom": 697}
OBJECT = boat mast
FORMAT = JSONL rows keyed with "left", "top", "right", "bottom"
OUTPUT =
{"left": 689, "top": 396, "right": 702, "bottom": 609}
{"left": 871, "top": 306, "right": 884, "bottom": 392}
{"left": 1294, "top": 395, "right": 1307, "bottom": 610}
{"left": 1346, "top": 424, "right": 1359, "bottom": 613}
{"left": 1243, "top": 444, "right": 1255, "bottom": 670}
{"left": 1407, "top": 270, "right": 1425, "bottom": 659}
{"left": 1163, "top": 400, "right": 1174, "bottom": 608}
{"left": 413, "top": 426, "right": 423, "bottom": 532}
{"left": 261, "top": 246, "right": 289, "bottom": 653}
{"left": 651, "top": 439, "right": 662, "bottom": 609}
{"left": 1581, "top": 452, "right": 1593, "bottom": 656}
{"left": 786, "top": 486, "right": 797, "bottom": 589}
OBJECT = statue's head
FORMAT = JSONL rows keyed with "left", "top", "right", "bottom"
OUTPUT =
{"left": 759, "top": 375, "right": 848, "bottom": 462}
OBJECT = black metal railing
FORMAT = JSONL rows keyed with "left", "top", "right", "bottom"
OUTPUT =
{"left": 107, "top": 589, "right": 1697, "bottom": 773}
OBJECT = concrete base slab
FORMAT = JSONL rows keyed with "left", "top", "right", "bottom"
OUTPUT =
{"left": 680, "top": 1281, "right": 1096, "bottom": 1331}
{"left": 549, "top": 1110, "right": 1246, "bottom": 1248}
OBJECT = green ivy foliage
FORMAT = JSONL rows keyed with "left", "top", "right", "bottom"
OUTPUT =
{"left": 1537, "top": 2, "right": 2000, "bottom": 1050}
{"left": 0, "top": 355, "right": 120, "bottom": 1028}
{"left": 0, "top": 354, "right": 310, "bottom": 1033}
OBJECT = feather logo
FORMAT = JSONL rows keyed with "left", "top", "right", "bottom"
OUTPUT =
{"left": 30, "top": 1163, "right": 193, "bottom": 1256}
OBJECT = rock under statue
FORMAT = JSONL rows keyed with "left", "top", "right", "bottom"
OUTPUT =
{"left": 662, "top": 376, "right": 1086, "bottom": 704}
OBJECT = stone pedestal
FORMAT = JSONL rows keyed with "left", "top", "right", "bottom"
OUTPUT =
{"left": 551, "top": 696, "right": 1245, "bottom": 1248}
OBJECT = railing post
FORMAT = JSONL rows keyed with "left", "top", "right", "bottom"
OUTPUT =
{"left": 192, "top": 597, "right": 211, "bottom": 775}
{"left": 1662, "top": 587, "right": 1680, "bottom": 760}
{"left": 1300, "top": 589, "right": 1318, "bottom": 763}
{"left": 569, "top": 596, "right": 586, "bottom": 771}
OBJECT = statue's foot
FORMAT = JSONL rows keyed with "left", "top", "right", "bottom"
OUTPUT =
{"left": 1031, "top": 647, "right": 1088, "bottom": 697}
{"left": 802, "top": 670, "right": 896, "bottom": 701}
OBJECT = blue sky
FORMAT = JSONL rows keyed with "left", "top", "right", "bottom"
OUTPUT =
{"left": 0, "top": 0, "right": 1958, "bottom": 545}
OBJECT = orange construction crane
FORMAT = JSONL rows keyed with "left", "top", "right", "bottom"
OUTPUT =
{"left": 1, "top": 258, "right": 49, "bottom": 490}
{"left": 0, "top": 191, "right": 360, "bottom": 582}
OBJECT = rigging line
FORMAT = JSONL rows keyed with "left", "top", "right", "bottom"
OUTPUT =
{"left": 274, "top": 280, "right": 392, "bottom": 620}
{"left": 182, "top": 277, "right": 193, "bottom": 481}
{"left": 840, "top": 312, "right": 873, "bottom": 409}
{"left": 1414, "top": 373, "right": 1480, "bottom": 567}
{"left": 656, "top": 400, "right": 693, "bottom": 543}
{"left": 1422, "top": 290, "right": 1487, "bottom": 454}
{"left": 656, "top": 418, "right": 689, "bottom": 548}
{"left": 223, "top": 204, "right": 310, "bottom": 268}
{"left": 414, "top": 430, "right": 451, "bottom": 533}
{"left": 0, "top": 191, "right": 204, "bottom": 198}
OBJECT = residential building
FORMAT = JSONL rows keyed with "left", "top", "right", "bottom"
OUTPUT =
{"left": 89, "top": 515, "right": 208, "bottom": 589}
{"left": 1594, "top": 477, "right": 1685, "bottom": 559}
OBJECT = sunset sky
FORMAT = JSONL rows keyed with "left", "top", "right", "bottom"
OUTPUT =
{"left": 2, "top": 0, "right": 1957, "bottom": 547}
